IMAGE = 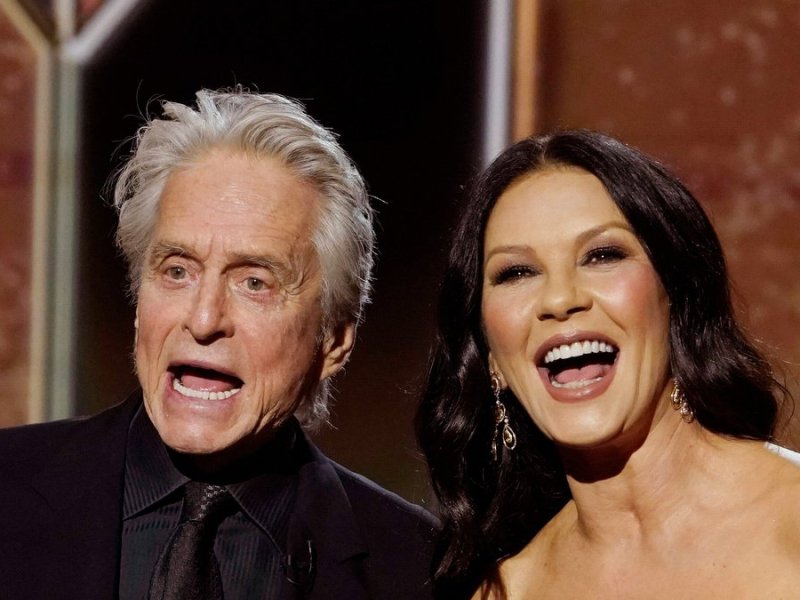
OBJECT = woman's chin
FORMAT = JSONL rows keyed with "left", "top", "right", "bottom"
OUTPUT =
{"left": 547, "top": 421, "right": 628, "bottom": 452}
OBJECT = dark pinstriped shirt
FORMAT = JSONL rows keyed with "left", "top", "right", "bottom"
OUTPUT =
{"left": 119, "top": 407, "right": 303, "bottom": 600}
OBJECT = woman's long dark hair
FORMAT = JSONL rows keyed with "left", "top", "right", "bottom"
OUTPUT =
{"left": 417, "top": 130, "right": 786, "bottom": 597}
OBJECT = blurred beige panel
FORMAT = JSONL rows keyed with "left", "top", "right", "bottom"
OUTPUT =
{"left": 515, "top": 0, "right": 800, "bottom": 445}
{"left": 0, "top": 3, "right": 37, "bottom": 425}
{"left": 512, "top": 0, "right": 540, "bottom": 140}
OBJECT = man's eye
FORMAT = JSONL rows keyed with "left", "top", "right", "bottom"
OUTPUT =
{"left": 165, "top": 265, "right": 187, "bottom": 280}
{"left": 245, "top": 277, "right": 267, "bottom": 292}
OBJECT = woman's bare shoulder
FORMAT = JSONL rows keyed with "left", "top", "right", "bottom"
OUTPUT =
{"left": 483, "top": 503, "right": 577, "bottom": 599}
{"left": 468, "top": 504, "right": 576, "bottom": 600}
{"left": 749, "top": 443, "right": 800, "bottom": 562}
{"left": 469, "top": 536, "right": 552, "bottom": 599}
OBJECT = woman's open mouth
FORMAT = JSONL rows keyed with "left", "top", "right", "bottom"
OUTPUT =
{"left": 543, "top": 340, "right": 618, "bottom": 389}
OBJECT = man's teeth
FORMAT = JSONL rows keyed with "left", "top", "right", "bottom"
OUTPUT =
{"left": 544, "top": 340, "right": 617, "bottom": 364}
{"left": 172, "top": 377, "right": 241, "bottom": 400}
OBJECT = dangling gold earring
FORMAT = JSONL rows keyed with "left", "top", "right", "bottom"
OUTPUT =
{"left": 670, "top": 380, "right": 694, "bottom": 423}
{"left": 490, "top": 372, "right": 517, "bottom": 461}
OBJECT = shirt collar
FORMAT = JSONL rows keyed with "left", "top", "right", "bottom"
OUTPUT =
{"left": 122, "top": 404, "right": 309, "bottom": 542}
{"left": 225, "top": 421, "right": 308, "bottom": 542}
{"left": 122, "top": 405, "right": 186, "bottom": 519}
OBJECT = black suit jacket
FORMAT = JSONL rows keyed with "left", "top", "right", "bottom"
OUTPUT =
{"left": 0, "top": 394, "right": 438, "bottom": 599}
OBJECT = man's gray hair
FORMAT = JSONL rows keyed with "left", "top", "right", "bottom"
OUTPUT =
{"left": 113, "top": 88, "right": 375, "bottom": 427}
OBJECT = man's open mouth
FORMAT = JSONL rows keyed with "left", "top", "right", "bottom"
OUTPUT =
{"left": 540, "top": 340, "right": 618, "bottom": 390}
{"left": 169, "top": 365, "right": 243, "bottom": 400}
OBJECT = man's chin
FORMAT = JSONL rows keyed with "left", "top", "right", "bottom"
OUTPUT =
{"left": 163, "top": 435, "right": 245, "bottom": 476}
{"left": 151, "top": 413, "right": 242, "bottom": 459}
{"left": 168, "top": 441, "right": 227, "bottom": 456}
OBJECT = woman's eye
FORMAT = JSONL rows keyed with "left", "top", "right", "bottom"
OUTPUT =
{"left": 584, "top": 246, "right": 627, "bottom": 265}
{"left": 165, "top": 265, "right": 187, "bottom": 280}
{"left": 493, "top": 265, "right": 537, "bottom": 285}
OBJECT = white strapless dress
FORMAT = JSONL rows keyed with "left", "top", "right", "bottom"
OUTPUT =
{"left": 766, "top": 442, "right": 800, "bottom": 467}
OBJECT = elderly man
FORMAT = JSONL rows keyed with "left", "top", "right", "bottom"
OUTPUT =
{"left": 0, "top": 89, "right": 436, "bottom": 599}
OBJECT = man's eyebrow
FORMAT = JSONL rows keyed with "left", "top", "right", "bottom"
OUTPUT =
{"left": 147, "top": 242, "right": 187, "bottom": 263}
{"left": 229, "top": 253, "right": 285, "bottom": 271}
{"left": 146, "top": 244, "right": 290, "bottom": 275}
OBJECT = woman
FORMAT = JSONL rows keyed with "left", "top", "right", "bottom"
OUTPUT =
{"left": 418, "top": 130, "right": 800, "bottom": 598}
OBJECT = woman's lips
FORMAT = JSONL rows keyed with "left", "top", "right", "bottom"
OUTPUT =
{"left": 537, "top": 339, "right": 619, "bottom": 402}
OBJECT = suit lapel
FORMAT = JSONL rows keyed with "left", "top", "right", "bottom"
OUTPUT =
{"left": 28, "top": 396, "right": 139, "bottom": 599}
{"left": 286, "top": 437, "right": 371, "bottom": 599}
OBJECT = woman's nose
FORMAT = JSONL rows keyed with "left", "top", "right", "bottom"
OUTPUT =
{"left": 535, "top": 272, "right": 592, "bottom": 321}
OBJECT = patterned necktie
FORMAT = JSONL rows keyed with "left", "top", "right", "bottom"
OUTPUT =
{"left": 148, "top": 481, "right": 235, "bottom": 600}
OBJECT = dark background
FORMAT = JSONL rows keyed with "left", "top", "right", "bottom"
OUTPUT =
{"left": 74, "top": 0, "right": 486, "bottom": 503}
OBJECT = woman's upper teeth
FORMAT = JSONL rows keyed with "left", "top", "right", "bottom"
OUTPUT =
{"left": 544, "top": 340, "right": 617, "bottom": 364}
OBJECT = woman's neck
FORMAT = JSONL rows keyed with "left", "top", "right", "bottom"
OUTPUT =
{"left": 557, "top": 404, "right": 760, "bottom": 548}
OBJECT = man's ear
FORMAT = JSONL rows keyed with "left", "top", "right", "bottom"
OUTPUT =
{"left": 320, "top": 321, "right": 356, "bottom": 381}
{"left": 134, "top": 305, "right": 139, "bottom": 345}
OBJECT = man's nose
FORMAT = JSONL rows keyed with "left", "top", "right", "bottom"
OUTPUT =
{"left": 184, "top": 277, "right": 233, "bottom": 342}
{"left": 535, "top": 271, "right": 592, "bottom": 322}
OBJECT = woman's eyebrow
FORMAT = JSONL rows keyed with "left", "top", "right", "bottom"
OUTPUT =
{"left": 574, "top": 221, "right": 634, "bottom": 246}
{"left": 484, "top": 221, "right": 633, "bottom": 262}
{"left": 484, "top": 243, "right": 530, "bottom": 260}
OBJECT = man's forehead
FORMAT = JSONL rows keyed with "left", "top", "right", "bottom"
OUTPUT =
{"left": 153, "top": 154, "right": 319, "bottom": 232}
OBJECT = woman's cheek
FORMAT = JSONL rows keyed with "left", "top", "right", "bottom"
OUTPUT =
{"left": 482, "top": 290, "right": 533, "bottom": 356}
